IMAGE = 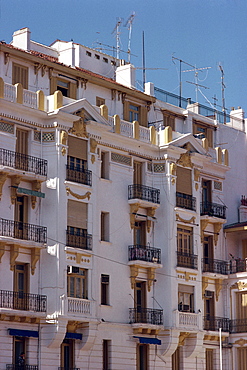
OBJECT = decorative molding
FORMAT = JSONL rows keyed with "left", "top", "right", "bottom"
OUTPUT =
{"left": 171, "top": 177, "right": 176, "bottom": 185}
{"left": 179, "top": 332, "right": 190, "bottom": 346}
{"left": 234, "top": 338, "right": 247, "bottom": 346}
{"left": 90, "top": 138, "right": 97, "bottom": 153}
{"left": 0, "top": 242, "right": 5, "bottom": 262}
{"left": 60, "top": 130, "right": 68, "bottom": 145}
{"left": 170, "top": 162, "right": 177, "bottom": 176}
{"left": 177, "top": 152, "right": 193, "bottom": 168}
{"left": 61, "top": 147, "right": 66, "bottom": 156}
{"left": 202, "top": 277, "right": 209, "bottom": 298}
{"left": 91, "top": 155, "right": 95, "bottom": 164}
{"left": 194, "top": 168, "right": 200, "bottom": 182}
{"left": 147, "top": 268, "right": 155, "bottom": 292}
{"left": 66, "top": 187, "right": 91, "bottom": 200}
{"left": 215, "top": 279, "right": 223, "bottom": 301}
{"left": 176, "top": 213, "right": 195, "bottom": 224}
{"left": 31, "top": 247, "right": 40, "bottom": 275}
{"left": 69, "top": 115, "right": 88, "bottom": 138}
{"left": 10, "top": 244, "right": 19, "bottom": 271}
{"left": 237, "top": 281, "right": 247, "bottom": 291}
{"left": 31, "top": 180, "right": 42, "bottom": 209}
{"left": 214, "top": 223, "right": 222, "bottom": 246}
{"left": 195, "top": 183, "right": 199, "bottom": 191}
{"left": 0, "top": 172, "right": 8, "bottom": 200}
{"left": 11, "top": 176, "right": 21, "bottom": 204}
{"left": 130, "top": 265, "right": 138, "bottom": 289}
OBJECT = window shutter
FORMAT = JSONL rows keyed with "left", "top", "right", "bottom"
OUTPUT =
{"left": 140, "top": 106, "right": 147, "bottom": 127}
{"left": 67, "top": 200, "right": 87, "bottom": 229}
{"left": 16, "top": 129, "right": 28, "bottom": 155}
{"left": 68, "top": 136, "right": 87, "bottom": 160}
{"left": 12, "top": 63, "right": 28, "bottom": 89}
{"left": 69, "top": 82, "right": 77, "bottom": 99}
{"left": 50, "top": 76, "right": 57, "bottom": 94}
{"left": 176, "top": 166, "right": 192, "bottom": 195}
{"left": 123, "top": 101, "right": 129, "bottom": 121}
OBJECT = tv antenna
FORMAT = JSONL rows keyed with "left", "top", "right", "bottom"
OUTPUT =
{"left": 124, "top": 12, "right": 135, "bottom": 63}
{"left": 172, "top": 55, "right": 211, "bottom": 107}
{"left": 219, "top": 63, "right": 226, "bottom": 124}
{"left": 183, "top": 65, "right": 211, "bottom": 102}
{"left": 112, "top": 17, "right": 123, "bottom": 59}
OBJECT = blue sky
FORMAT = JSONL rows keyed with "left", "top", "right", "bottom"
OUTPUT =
{"left": 0, "top": 0, "right": 246, "bottom": 113}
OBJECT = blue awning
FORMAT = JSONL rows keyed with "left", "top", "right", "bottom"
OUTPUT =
{"left": 133, "top": 336, "right": 161, "bottom": 345}
{"left": 8, "top": 329, "right": 39, "bottom": 338}
{"left": 65, "top": 332, "right": 82, "bottom": 340}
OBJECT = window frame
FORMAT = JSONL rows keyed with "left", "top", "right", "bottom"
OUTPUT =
{"left": 177, "top": 227, "right": 193, "bottom": 255}
{"left": 101, "top": 212, "right": 110, "bottom": 242}
{"left": 12, "top": 62, "right": 28, "bottom": 89}
{"left": 101, "top": 274, "right": 110, "bottom": 305}
{"left": 67, "top": 267, "right": 88, "bottom": 299}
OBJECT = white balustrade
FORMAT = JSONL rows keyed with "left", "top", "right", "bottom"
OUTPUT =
{"left": 67, "top": 297, "right": 92, "bottom": 315}
{"left": 175, "top": 310, "right": 201, "bottom": 330}
{"left": 23, "top": 89, "right": 38, "bottom": 109}
{"left": 108, "top": 116, "right": 114, "bottom": 127}
{"left": 139, "top": 125, "right": 150, "bottom": 143}
{"left": 120, "top": 119, "right": 133, "bottom": 137}
{"left": 4, "top": 83, "right": 16, "bottom": 102}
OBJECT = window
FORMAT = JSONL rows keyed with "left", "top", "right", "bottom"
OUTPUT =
{"left": 95, "top": 54, "right": 100, "bottom": 60}
{"left": 12, "top": 63, "right": 28, "bottom": 89}
{"left": 206, "top": 349, "right": 214, "bottom": 370}
{"left": 202, "top": 180, "right": 211, "bottom": 204}
{"left": 14, "top": 196, "right": 28, "bottom": 239}
{"left": 176, "top": 166, "right": 192, "bottom": 196}
{"left": 101, "top": 274, "right": 109, "bottom": 305}
{"left": 67, "top": 267, "right": 87, "bottom": 299}
{"left": 178, "top": 284, "right": 194, "bottom": 313}
{"left": 86, "top": 51, "right": 92, "bottom": 57}
{"left": 50, "top": 77, "right": 77, "bottom": 99}
{"left": 96, "top": 97, "right": 105, "bottom": 107}
{"left": 101, "top": 212, "right": 109, "bottom": 242}
{"left": 134, "top": 221, "right": 146, "bottom": 246}
{"left": 203, "top": 236, "right": 214, "bottom": 262}
{"left": 205, "top": 291, "right": 215, "bottom": 322}
{"left": 101, "top": 151, "right": 109, "bottom": 179}
{"left": 16, "top": 128, "right": 28, "bottom": 155}
{"left": 14, "top": 263, "right": 28, "bottom": 310}
{"left": 172, "top": 347, "right": 181, "bottom": 370}
{"left": 103, "top": 57, "right": 108, "bottom": 63}
{"left": 177, "top": 227, "right": 192, "bottom": 255}
{"left": 135, "top": 282, "right": 146, "bottom": 311}
{"left": 133, "top": 161, "right": 143, "bottom": 185}
{"left": 61, "top": 339, "right": 74, "bottom": 369}
{"left": 57, "top": 79, "right": 69, "bottom": 97}
{"left": 103, "top": 340, "right": 111, "bottom": 370}
{"left": 129, "top": 104, "right": 139, "bottom": 122}
{"left": 193, "top": 121, "right": 213, "bottom": 147}
{"left": 137, "top": 343, "right": 148, "bottom": 370}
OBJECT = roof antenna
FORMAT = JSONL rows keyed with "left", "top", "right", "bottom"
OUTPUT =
{"left": 124, "top": 11, "right": 135, "bottom": 63}
{"left": 219, "top": 63, "right": 226, "bottom": 124}
{"left": 112, "top": 17, "right": 123, "bottom": 59}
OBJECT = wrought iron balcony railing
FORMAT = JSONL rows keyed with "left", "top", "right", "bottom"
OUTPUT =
{"left": 128, "top": 184, "right": 160, "bottom": 204}
{"left": 129, "top": 308, "right": 163, "bottom": 325}
{"left": 0, "top": 218, "right": 47, "bottom": 243}
{"left": 177, "top": 251, "right": 198, "bottom": 270}
{"left": 203, "top": 316, "right": 229, "bottom": 332}
{"left": 0, "top": 290, "right": 47, "bottom": 312}
{"left": 229, "top": 259, "right": 247, "bottom": 274}
{"left": 128, "top": 245, "right": 161, "bottom": 264}
{"left": 229, "top": 318, "right": 247, "bottom": 333}
{"left": 202, "top": 258, "right": 228, "bottom": 275}
{"left": 66, "top": 165, "right": 92, "bottom": 186}
{"left": 66, "top": 227, "right": 92, "bottom": 250}
{"left": 200, "top": 201, "right": 226, "bottom": 219}
{"left": 176, "top": 192, "right": 196, "bottom": 211}
{"left": 6, "top": 365, "right": 38, "bottom": 370}
{"left": 0, "top": 148, "right": 47, "bottom": 176}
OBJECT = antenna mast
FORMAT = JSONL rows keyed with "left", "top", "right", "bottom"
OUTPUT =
{"left": 112, "top": 17, "right": 123, "bottom": 59}
{"left": 219, "top": 64, "right": 226, "bottom": 124}
{"left": 124, "top": 12, "right": 135, "bottom": 63}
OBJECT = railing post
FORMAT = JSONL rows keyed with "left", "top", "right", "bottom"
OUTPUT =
{"left": 149, "top": 125, "right": 156, "bottom": 145}
{"left": 114, "top": 114, "right": 121, "bottom": 134}
{"left": 0, "top": 77, "right": 4, "bottom": 98}
{"left": 100, "top": 104, "right": 108, "bottom": 120}
{"left": 133, "top": 120, "right": 140, "bottom": 140}
{"left": 36, "top": 90, "right": 45, "bottom": 111}
{"left": 15, "top": 83, "right": 23, "bottom": 104}
{"left": 54, "top": 90, "right": 63, "bottom": 109}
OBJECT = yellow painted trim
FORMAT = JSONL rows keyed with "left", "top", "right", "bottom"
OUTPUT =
{"left": 66, "top": 187, "right": 91, "bottom": 200}
{"left": 133, "top": 120, "right": 139, "bottom": 140}
{"left": 215, "top": 147, "right": 222, "bottom": 164}
{"left": 164, "top": 126, "right": 172, "bottom": 143}
{"left": 15, "top": 83, "right": 23, "bottom": 104}
{"left": 114, "top": 114, "right": 121, "bottom": 134}
{"left": 222, "top": 149, "right": 229, "bottom": 166}
{"left": 0, "top": 77, "right": 4, "bottom": 98}
{"left": 36, "top": 90, "right": 45, "bottom": 111}
{"left": 100, "top": 104, "right": 108, "bottom": 120}
{"left": 202, "top": 137, "right": 208, "bottom": 151}
{"left": 54, "top": 90, "right": 63, "bottom": 109}
{"left": 225, "top": 226, "right": 247, "bottom": 233}
{"left": 149, "top": 126, "right": 156, "bottom": 145}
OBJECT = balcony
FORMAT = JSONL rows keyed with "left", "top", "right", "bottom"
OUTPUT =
{"left": 0, "top": 218, "right": 47, "bottom": 243}
{"left": 66, "top": 227, "right": 92, "bottom": 250}
{"left": 129, "top": 308, "right": 163, "bottom": 325}
{"left": 6, "top": 365, "right": 38, "bottom": 370}
{"left": 175, "top": 310, "right": 201, "bottom": 330}
{"left": 128, "top": 245, "right": 161, "bottom": 264}
{"left": 67, "top": 297, "right": 93, "bottom": 315}
{"left": 200, "top": 201, "right": 226, "bottom": 219}
{"left": 202, "top": 258, "right": 228, "bottom": 275}
{"left": 0, "top": 148, "right": 47, "bottom": 176}
{"left": 176, "top": 192, "right": 196, "bottom": 211}
{"left": 177, "top": 251, "right": 198, "bottom": 270}
{"left": 203, "top": 316, "right": 229, "bottom": 332}
{"left": 229, "top": 259, "right": 247, "bottom": 274}
{"left": 229, "top": 318, "right": 247, "bottom": 333}
{"left": 128, "top": 184, "right": 160, "bottom": 204}
{"left": 0, "top": 290, "right": 47, "bottom": 312}
{"left": 66, "top": 165, "right": 92, "bottom": 186}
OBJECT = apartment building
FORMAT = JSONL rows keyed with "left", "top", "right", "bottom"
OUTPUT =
{"left": 0, "top": 27, "right": 246, "bottom": 370}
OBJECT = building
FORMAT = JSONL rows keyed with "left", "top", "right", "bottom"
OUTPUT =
{"left": 0, "top": 27, "right": 246, "bottom": 369}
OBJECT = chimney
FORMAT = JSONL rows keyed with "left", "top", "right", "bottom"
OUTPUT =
{"left": 115, "top": 63, "right": 136, "bottom": 89}
{"left": 12, "top": 27, "right": 31, "bottom": 51}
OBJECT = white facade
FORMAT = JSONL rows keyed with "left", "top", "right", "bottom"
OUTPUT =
{"left": 0, "top": 27, "right": 246, "bottom": 370}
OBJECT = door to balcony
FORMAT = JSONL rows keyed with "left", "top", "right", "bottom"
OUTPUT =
{"left": 14, "top": 196, "right": 28, "bottom": 240}
{"left": 14, "top": 264, "right": 28, "bottom": 310}
{"left": 134, "top": 221, "right": 146, "bottom": 246}
{"left": 204, "top": 292, "right": 215, "bottom": 330}
{"left": 134, "top": 161, "right": 143, "bottom": 185}
{"left": 13, "top": 336, "right": 26, "bottom": 366}
{"left": 135, "top": 281, "right": 146, "bottom": 318}
{"left": 202, "top": 180, "right": 212, "bottom": 204}
{"left": 61, "top": 339, "right": 74, "bottom": 369}
{"left": 16, "top": 128, "right": 28, "bottom": 171}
